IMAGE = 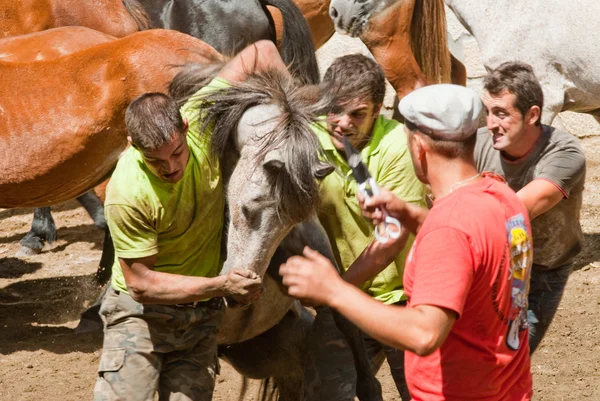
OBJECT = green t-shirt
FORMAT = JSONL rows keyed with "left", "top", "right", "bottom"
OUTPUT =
{"left": 314, "top": 115, "right": 427, "bottom": 304}
{"left": 105, "top": 78, "right": 230, "bottom": 294}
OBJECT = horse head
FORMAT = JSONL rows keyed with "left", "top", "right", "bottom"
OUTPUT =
{"left": 329, "top": 0, "right": 399, "bottom": 36}
{"left": 171, "top": 67, "right": 334, "bottom": 279}
{"left": 207, "top": 72, "right": 335, "bottom": 279}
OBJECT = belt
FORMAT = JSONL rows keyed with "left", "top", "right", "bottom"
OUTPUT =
{"left": 113, "top": 289, "right": 223, "bottom": 310}
{"left": 174, "top": 297, "right": 224, "bottom": 310}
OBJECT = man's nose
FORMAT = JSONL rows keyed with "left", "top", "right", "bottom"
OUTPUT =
{"left": 163, "top": 159, "right": 177, "bottom": 173}
{"left": 337, "top": 114, "right": 352, "bottom": 130}
{"left": 486, "top": 113, "right": 499, "bottom": 130}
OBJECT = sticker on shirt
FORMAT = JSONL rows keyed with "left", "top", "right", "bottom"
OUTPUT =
{"left": 505, "top": 213, "right": 533, "bottom": 351}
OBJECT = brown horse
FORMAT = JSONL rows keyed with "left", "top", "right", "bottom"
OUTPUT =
{"left": 0, "top": 26, "right": 114, "bottom": 61}
{"left": 270, "top": 0, "right": 467, "bottom": 98}
{"left": 0, "top": 0, "right": 149, "bottom": 38}
{"left": 0, "top": 26, "right": 116, "bottom": 255}
{"left": 0, "top": 29, "right": 222, "bottom": 209}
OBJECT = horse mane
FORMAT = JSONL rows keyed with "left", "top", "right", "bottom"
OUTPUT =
{"left": 122, "top": 0, "right": 152, "bottom": 31}
{"left": 171, "top": 66, "right": 332, "bottom": 224}
{"left": 168, "top": 61, "right": 227, "bottom": 108}
{"left": 260, "top": 0, "right": 320, "bottom": 85}
{"left": 410, "top": 0, "right": 451, "bottom": 84}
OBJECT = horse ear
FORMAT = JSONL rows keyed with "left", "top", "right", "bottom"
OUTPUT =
{"left": 263, "top": 149, "right": 285, "bottom": 171}
{"left": 313, "top": 161, "right": 335, "bottom": 180}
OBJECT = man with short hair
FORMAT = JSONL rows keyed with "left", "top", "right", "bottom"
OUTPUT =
{"left": 306, "top": 54, "right": 426, "bottom": 400}
{"left": 281, "top": 84, "right": 534, "bottom": 401}
{"left": 475, "top": 61, "right": 586, "bottom": 353}
{"left": 94, "top": 41, "right": 288, "bottom": 401}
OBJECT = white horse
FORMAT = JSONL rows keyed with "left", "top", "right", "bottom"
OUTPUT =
{"left": 329, "top": 0, "right": 600, "bottom": 125}
{"left": 444, "top": 0, "right": 600, "bottom": 124}
{"left": 170, "top": 67, "right": 383, "bottom": 401}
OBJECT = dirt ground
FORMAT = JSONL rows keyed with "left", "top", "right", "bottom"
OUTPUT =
{"left": 1, "top": 137, "right": 599, "bottom": 401}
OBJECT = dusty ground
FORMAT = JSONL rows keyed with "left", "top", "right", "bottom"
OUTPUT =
{"left": 1, "top": 137, "right": 599, "bottom": 400}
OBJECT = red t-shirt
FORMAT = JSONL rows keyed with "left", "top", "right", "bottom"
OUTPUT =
{"left": 404, "top": 177, "right": 533, "bottom": 401}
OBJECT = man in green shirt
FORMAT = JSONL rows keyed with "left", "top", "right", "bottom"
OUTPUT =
{"left": 305, "top": 54, "right": 427, "bottom": 401}
{"left": 93, "top": 41, "right": 288, "bottom": 401}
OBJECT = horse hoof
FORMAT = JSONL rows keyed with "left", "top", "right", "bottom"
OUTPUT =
{"left": 16, "top": 246, "right": 42, "bottom": 257}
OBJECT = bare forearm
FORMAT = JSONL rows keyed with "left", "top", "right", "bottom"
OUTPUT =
{"left": 125, "top": 269, "right": 227, "bottom": 305}
{"left": 327, "top": 280, "right": 440, "bottom": 355}
{"left": 400, "top": 203, "right": 429, "bottom": 235}
{"left": 343, "top": 229, "right": 410, "bottom": 286}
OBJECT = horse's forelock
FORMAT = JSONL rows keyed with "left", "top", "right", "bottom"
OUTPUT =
{"left": 198, "top": 70, "right": 330, "bottom": 223}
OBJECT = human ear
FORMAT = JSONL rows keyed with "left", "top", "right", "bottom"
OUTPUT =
{"left": 526, "top": 105, "right": 541, "bottom": 125}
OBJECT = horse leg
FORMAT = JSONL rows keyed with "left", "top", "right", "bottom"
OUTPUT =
{"left": 219, "top": 306, "right": 313, "bottom": 401}
{"left": 450, "top": 54, "right": 467, "bottom": 86}
{"left": 76, "top": 228, "right": 114, "bottom": 333}
{"left": 76, "top": 190, "right": 106, "bottom": 230}
{"left": 331, "top": 312, "right": 383, "bottom": 401}
{"left": 17, "top": 207, "right": 57, "bottom": 256}
{"left": 287, "top": 218, "right": 383, "bottom": 401}
{"left": 95, "top": 228, "right": 114, "bottom": 284}
{"left": 75, "top": 282, "right": 110, "bottom": 334}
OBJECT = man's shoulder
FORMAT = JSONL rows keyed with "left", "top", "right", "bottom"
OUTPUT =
{"left": 371, "top": 116, "right": 407, "bottom": 154}
{"left": 105, "top": 148, "right": 155, "bottom": 207}
{"left": 542, "top": 125, "right": 585, "bottom": 155}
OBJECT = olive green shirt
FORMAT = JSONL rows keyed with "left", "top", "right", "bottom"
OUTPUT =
{"left": 105, "top": 78, "right": 230, "bottom": 294}
{"left": 314, "top": 115, "right": 427, "bottom": 304}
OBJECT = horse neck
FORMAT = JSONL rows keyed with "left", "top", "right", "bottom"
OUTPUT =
{"left": 360, "top": 0, "right": 428, "bottom": 96}
{"left": 444, "top": 0, "right": 499, "bottom": 41}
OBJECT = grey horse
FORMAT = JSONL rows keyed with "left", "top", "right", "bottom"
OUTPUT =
{"left": 169, "top": 66, "right": 383, "bottom": 400}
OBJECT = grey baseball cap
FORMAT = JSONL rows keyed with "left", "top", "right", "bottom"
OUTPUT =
{"left": 398, "top": 84, "right": 482, "bottom": 141}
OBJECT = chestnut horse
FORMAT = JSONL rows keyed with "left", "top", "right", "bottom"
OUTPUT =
{"left": 0, "top": 27, "right": 115, "bottom": 256}
{"left": 270, "top": 0, "right": 467, "bottom": 98}
{"left": 0, "top": 29, "right": 222, "bottom": 209}
{"left": 0, "top": 0, "right": 150, "bottom": 38}
{"left": 1, "top": 0, "right": 319, "bottom": 85}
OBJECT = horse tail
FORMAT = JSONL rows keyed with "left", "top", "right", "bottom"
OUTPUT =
{"left": 260, "top": 0, "right": 320, "bottom": 85}
{"left": 122, "top": 0, "right": 152, "bottom": 31}
{"left": 410, "top": 0, "right": 451, "bottom": 84}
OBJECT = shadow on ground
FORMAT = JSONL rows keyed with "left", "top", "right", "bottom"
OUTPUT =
{"left": 0, "top": 224, "right": 105, "bottom": 251}
{"left": 0, "top": 273, "right": 104, "bottom": 355}
{"left": 574, "top": 232, "right": 600, "bottom": 271}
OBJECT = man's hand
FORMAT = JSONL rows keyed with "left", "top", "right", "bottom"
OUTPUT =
{"left": 358, "top": 188, "right": 429, "bottom": 235}
{"left": 280, "top": 247, "right": 344, "bottom": 306}
{"left": 358, "top": 188, "right": 407, "bottom": 225}
{"left": 222, "top": 269, "right": 263, "bottom": 304}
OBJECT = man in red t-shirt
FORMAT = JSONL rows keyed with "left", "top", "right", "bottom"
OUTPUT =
{"left": 280, "top": 84, "right": 533, "bottom": 400}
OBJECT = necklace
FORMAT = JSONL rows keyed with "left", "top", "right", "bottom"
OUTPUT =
{"left": 450, "top": 173, "right": 481, "bottom": 193}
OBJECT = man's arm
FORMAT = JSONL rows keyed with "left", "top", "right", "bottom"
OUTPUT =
{"left": 343, "top": 228, "right": 410, "bottom": 286}
{"left": 120, "top": 255, "right": 262, "bottom": 305}
{"left": 359, "top": 188, "right": 429, "bottom": 235}
{"left": 217, "top": 40, "right": 289, "bottom": 83}
{"left": 516, "top": 179, "right": 565, "bottom": 220}
{"left": 281, "top": 247, "right": 456, "bottom": 356}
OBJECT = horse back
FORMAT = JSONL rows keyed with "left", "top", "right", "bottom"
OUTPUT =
{"left": 0, "top": 26, "right": 115, "bottom": 62}
{"left": 0, "top": 0, "right": 140, "bottom": 38}
{"left": 0, "top": 30, "right": 222, "bottom": 207}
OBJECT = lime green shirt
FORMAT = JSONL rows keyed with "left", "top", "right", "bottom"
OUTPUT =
{"left": 105, "top": 78, "right": 230, "bottom": 294}
{"left": 314, "top": 115, "right": 427, "bottom": 304}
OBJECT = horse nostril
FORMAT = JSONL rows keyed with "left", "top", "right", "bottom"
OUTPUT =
{"left": 348, "top": 16, "right": 357, "bottom": 28}
{"left": 330, "top": 7, "right": 338, "bottom": 19}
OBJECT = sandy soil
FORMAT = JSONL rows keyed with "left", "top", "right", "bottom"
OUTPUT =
{"left": 1, "top": 137, "right": 599, "bottom": 401}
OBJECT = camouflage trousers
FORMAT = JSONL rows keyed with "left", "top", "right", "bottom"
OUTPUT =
{"left": 303, "top": 305, "right": 410, "bottom": 401}
{"left": 93, "top": 287, "right": 224, "bottom": 401}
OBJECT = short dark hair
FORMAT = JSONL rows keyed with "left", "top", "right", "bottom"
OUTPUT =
{"left": 125, "top": 93, "right": 185, "bottom": 152}
{"left": 323, "top": 54, "right": 386, "bottom": 107}
{"left": 405, "top": 119, "right": 476, "bottom": 159}
{"left": 484, "top": 61, "right": 544, "bottom": 126}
